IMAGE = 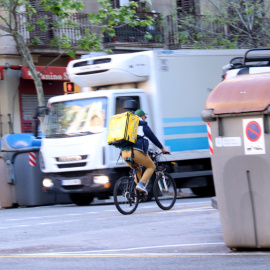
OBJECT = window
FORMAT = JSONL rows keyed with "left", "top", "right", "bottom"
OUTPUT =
{"left": 177, "top": 0, "right": 196, "bottom": 15}
{"left": 29, "top": 0, "right": 54, "bottom": 44}
{"left": 46, "top": 97, "right": 107, "bottom": 137}
{"left": 111, "top": 0, "right": 120, "bottom": 8}
{"left": 110, "top": 0, "right": 146, "bottom": 12}
{"left": 111, "top": 0, "right": 129, "bottom": 8}
{"left": 115, "top": 96, "right": 140, "bottom": 114}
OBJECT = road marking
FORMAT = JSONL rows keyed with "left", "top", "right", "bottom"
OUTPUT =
{"left": 0, "top": 205, "right": 214, "bottom": 229}
{"left": 0, "top": 201, "right": 213, "bottom": 229}
{"left": 11, "top": 224, "right": 30, "bottom": 228}
{"left": 5, "top": 252, "right": 268, "bottom": 258}
{"left": 0, "top": 219, "right": 79, "bottom": 229}
{"left": 50, "top": 242, "right": 226, "bottom": 254}
{"left": 37, "top": 220, "right": 78, "bottom": 225}
{"left": 2, "top": 212, "right": 106, "bottom": 223}
{"left": 11, "top": 241, "right": 270, "bottom": 257}
{"left": 156, "top": 206, "right": 215, "bottom": 214}
{"left": 141, "top": 206, "right": 156, "bottom": 209}
{"left": 175, "top": 201, "right": 209, "bottom": 206}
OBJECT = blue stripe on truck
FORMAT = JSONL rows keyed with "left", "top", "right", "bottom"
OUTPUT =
{"left": 165, "top": 137, "right": 209, "bottom": 151}
{"left": 163, "top": 117, "right": 202, "bottom": 123}
{"left": 163, "top": 117, "right": 209, "bottom": 151}
{"left": 164, "top": 125, "right": 207, "bottom": 135}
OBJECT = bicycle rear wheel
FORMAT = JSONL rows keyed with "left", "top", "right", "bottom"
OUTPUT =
{"left": 113, "top": 176, "right": 139, "bottom": 215}
{"left": 154, "top": 172, "right": 177, "bottom": 210}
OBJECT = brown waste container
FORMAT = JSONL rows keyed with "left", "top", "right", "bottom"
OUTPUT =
{"left": 201, "top": 72, "right": 270, "bottom": 249}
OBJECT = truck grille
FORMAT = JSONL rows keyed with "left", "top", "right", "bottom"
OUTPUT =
{"left": 63, "top": 185, "right": 83, "bottom": 190}
{"left": 57, "top": 162, "right": 87, "bottom": 169}
{"left": 56, "top": 155, "right": 87, "bottom": 162}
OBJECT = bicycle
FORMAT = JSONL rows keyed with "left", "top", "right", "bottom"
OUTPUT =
{"left": 113, "top": 150, "right": 177, "bottom": 215}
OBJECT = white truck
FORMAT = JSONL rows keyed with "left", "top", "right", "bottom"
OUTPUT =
{"left": 38, "top": 49, "right": 245, "bottom": 205}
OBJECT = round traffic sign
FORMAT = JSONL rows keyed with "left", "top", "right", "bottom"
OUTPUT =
{"left": 246, "top": 121, "right": 261, "bottom": 142}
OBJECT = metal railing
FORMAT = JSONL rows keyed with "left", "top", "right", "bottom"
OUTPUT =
{"left": 18, "top": 12, "right": 90, "bottom": 46}
{"left": 18, "top": 11, "right": 165, "bottom": 49}
{"left": 103, "top": 12, "right": 164, "bottom": 48}
{"left": 19, "top": 11, "right": 265, "bottom": 51}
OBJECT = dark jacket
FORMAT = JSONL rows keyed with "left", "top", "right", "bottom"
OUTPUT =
{"left": 131, "top": 120, "right": 163, "bottom": 154}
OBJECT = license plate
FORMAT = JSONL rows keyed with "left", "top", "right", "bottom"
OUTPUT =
{"left": 61, "top": 179, "right": 81, "bottom": 186}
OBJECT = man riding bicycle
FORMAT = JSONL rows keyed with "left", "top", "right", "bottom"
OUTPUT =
{"left": 121, "top": 109, "right": 170, "bottom": 194}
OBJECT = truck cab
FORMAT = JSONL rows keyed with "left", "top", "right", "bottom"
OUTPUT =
{"left": 40, "top": 91, "right": 149, "bottom": 205}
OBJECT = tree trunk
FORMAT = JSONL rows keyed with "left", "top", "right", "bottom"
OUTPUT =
{"left": 12, "top": 31, "right": 45, "bottom": 107}
{"left": 12, "top": 31, "right": 45, "bottom": 132}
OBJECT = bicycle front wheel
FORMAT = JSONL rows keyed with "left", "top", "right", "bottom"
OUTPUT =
{"left": 113, "top": 176, "right": 139, "bottom": 215}
{"left": 154, "top": 172, "right": 177, "bottom": 210}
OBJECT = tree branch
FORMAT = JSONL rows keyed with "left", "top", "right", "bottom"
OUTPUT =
{"left": 0, "top": 24, "right": 11, "bottom": 33}
{"left": 38, "top": 49, "right": 68, "bottom": 75}
{"left": 0, "top": 13, "right": 12, "bottom": 31}
{"left": 0, "top": 33, "right": 12, "bottom": 37}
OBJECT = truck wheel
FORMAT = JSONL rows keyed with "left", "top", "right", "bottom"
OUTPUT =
{"left": 191, "top": 186, "right": 215, "bottom": 197}
{"left": 69, "top": 193, "right": 94, "bottom": 206}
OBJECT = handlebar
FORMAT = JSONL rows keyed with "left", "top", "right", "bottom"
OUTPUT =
{"left": 148, "top": 150, "right": 170, "bottom": 162}
{"left": 148, "top": 150, "right": 170, "bottom": 172}
{"left": 148, "top": 150, "right": 171, "bottom": 155}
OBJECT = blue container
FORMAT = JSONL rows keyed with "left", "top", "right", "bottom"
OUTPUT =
{"left": 3, "top": 133, "right": 41, "bottom": 150}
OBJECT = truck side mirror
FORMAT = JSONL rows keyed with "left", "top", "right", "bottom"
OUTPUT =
{"left": 34, "top": 106, "right": 48, "bottom": 117}
{"left": 32, "top": 117, "right": 39, "bottom": 138}
{"left": 32, "top": 106, "right": 48, "bottom": 138}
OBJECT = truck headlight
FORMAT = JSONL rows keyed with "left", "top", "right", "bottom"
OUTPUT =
{"left": 93, "top": 175, "right": 109, "bottom": 184}
{"left": 43, "top": 178, "right": 54, "bottom": 188}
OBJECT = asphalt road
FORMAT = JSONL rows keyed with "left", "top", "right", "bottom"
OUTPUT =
{"left": 0, "top": 194, "right": 269, "bottom": 270}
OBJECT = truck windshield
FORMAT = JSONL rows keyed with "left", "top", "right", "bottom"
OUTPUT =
{"left": 45, "top": 97, "right": 107, "bottom": 138}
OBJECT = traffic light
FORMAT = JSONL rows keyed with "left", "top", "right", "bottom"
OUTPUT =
{"left": 63, "top": 82, "right": 75, "bottom": 94}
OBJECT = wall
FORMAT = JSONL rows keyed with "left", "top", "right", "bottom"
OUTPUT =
{"left": 83, "top": 0, "right": 101, "bottom": 13}
{"left": 0, "top": 56, "right": 22, "bottom": 135}
{"left": 151, "top": 0, "right": 176, "bottom": 15}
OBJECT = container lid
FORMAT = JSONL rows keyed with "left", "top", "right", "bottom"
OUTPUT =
{"left": 1, "top": 133, "right": 41, "bottom": 150}
{"left": 205, "top": 73, "right": 270, "bottom": 115}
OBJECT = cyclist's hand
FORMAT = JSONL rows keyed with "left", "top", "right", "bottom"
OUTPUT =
{"left": 161, "top": 147, "right": 170, "bottom": 154}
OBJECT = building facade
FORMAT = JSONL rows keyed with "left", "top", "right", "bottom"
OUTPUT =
{"left": 0, "top": 0, "right": 186, "bottom": 136}
{"left": 1, "top": 0, "right": 264, "bottom": 135}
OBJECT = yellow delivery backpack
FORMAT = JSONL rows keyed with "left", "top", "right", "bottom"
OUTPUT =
{"left": 108, "top": 111, "right": 139, "bottom": 149}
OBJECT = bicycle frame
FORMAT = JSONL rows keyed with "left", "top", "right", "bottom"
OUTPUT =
{"left": 127, "top": 151, "right": 167, "bottom": 187}
{"left": 156, "top": 171, "right": 168, "bottom": 191}
{"left": 113, "top": 150, "right": 176, "bottom": 215}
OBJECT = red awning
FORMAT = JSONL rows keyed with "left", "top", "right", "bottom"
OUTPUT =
{"left": 22, "top": 66, "right": 69, "bottom": 81}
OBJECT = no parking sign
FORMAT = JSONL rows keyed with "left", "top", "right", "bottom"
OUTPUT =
{"left": 243, "top": 118, "right": 265, "bottom": 155}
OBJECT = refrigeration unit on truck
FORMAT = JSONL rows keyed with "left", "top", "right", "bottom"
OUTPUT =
{"left": 38, "top": 49, "right": 246, "bottom": 205}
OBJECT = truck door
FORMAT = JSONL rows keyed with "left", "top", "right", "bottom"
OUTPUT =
{"left": 108, "top": 95, "right": 141, "bottom": 167}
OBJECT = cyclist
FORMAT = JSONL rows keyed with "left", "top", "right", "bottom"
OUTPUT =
{"left": 121, "top": 109, "right": 170, "bottom": 194}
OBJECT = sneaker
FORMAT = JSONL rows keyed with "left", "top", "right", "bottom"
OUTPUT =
{"left": 136, "top": 182, "right": 148, "bottom": 195}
